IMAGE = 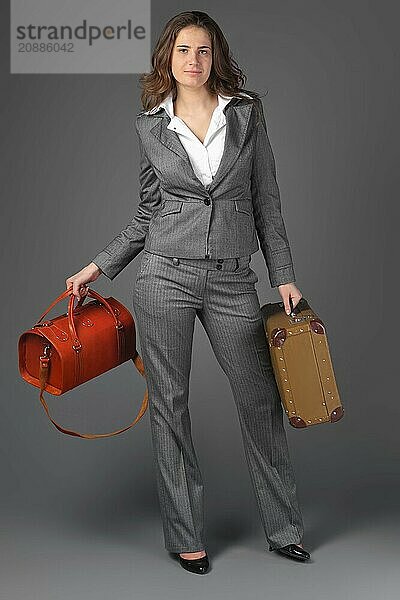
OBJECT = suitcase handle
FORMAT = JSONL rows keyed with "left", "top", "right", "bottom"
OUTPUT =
{"left": 289, "top": 296, "right": 300, "bottom": 317}
{"left": 279, "top": 297, "right": 309, "bottom": 321}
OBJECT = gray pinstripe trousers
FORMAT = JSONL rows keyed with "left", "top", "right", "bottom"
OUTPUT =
{"left": 132, "top": 250, "right": 305, "bottom": 553}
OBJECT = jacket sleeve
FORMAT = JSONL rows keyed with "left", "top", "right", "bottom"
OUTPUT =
{"left": 91, "top": 117, "right": 162, "bottom": 281}
{"left": 251, "top": 100, "right": 296, "bottom": 288}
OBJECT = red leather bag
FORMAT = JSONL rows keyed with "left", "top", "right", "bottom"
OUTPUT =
{"left": 18, "top": 288, "right": 148, "bottom": 439}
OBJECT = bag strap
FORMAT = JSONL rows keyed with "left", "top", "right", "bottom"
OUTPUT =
{"left": 38, "top": 347, "right": 149, "bottom": 439}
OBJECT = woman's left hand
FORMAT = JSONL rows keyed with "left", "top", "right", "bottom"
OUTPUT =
{"left": 277, "top": 282, "right": 303, "bottom": 315}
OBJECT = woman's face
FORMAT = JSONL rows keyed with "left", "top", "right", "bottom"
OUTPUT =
{"left": 171, "top": 26, "right": 213, "bottom": 91}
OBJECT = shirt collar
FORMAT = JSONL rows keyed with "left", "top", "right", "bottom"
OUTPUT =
{"left": 145, "top": 91, "right": 252, "bottom": 116}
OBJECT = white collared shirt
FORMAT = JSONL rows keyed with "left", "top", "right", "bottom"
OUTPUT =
{"left": 145, "top": 92, "right": 251, "bottom": 187}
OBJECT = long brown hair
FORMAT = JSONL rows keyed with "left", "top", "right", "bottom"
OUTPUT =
{"left": 139, "top": 10, "right": 266, "bottom": 112}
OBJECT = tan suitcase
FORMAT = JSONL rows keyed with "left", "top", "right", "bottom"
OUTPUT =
{"left": 260, "top": 297, "right": 344, "bottom": 428}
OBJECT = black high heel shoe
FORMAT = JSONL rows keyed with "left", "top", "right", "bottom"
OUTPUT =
{"left": 176, "top": 552, "right": 210, "bottom": 574}
{"left": 269, "top": 543, "right": 311, "bottom": 561}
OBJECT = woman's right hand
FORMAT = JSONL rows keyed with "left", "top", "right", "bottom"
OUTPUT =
{"left": 65, "top": 262, "right": 103, "bottom": 300}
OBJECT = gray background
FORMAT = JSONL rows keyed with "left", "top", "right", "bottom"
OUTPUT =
{"left": 1, "top": 1, "right": 398, "bottom": 598}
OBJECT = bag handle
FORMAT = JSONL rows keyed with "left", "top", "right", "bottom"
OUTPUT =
{"left": 35, "top": 288, "right": 121, "bottom": 352}
{"left": 35, "top": 287, "right": 149, "bottom": 439}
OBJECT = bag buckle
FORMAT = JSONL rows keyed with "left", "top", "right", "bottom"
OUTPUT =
{"left": 40, "top": 344, "right": 51, "bottom": 362}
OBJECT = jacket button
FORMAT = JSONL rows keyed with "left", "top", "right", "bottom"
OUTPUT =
{"left": 217, "top": 259, "right": 224, "bottom": 263}
{"left": 216, "top": 264, "right": 222, "bottom": 270}
{"left": 204, "top": 199, "right": 211, "bottom": 205}
{"left": 172, "top": 257, "right": 179, "bottom": 265}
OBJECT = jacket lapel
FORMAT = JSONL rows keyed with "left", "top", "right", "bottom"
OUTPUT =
{"left": 149, "top": 100, "right": 253, "bottom": 194}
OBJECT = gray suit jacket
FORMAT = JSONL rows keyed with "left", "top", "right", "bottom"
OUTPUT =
{"left": 92, "top": 96, "right": 296, "bottom": 288}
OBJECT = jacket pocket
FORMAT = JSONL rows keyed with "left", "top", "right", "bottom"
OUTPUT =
{"left": 234, "top": 199, "right": 253, "bottom": 216}
{"left": 160, "top": 200, "right": 184, "bottom": 216}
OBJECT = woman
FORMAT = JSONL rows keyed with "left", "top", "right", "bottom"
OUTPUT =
{"left": 66, "top": 10, "right": 311, "bottom": 574}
